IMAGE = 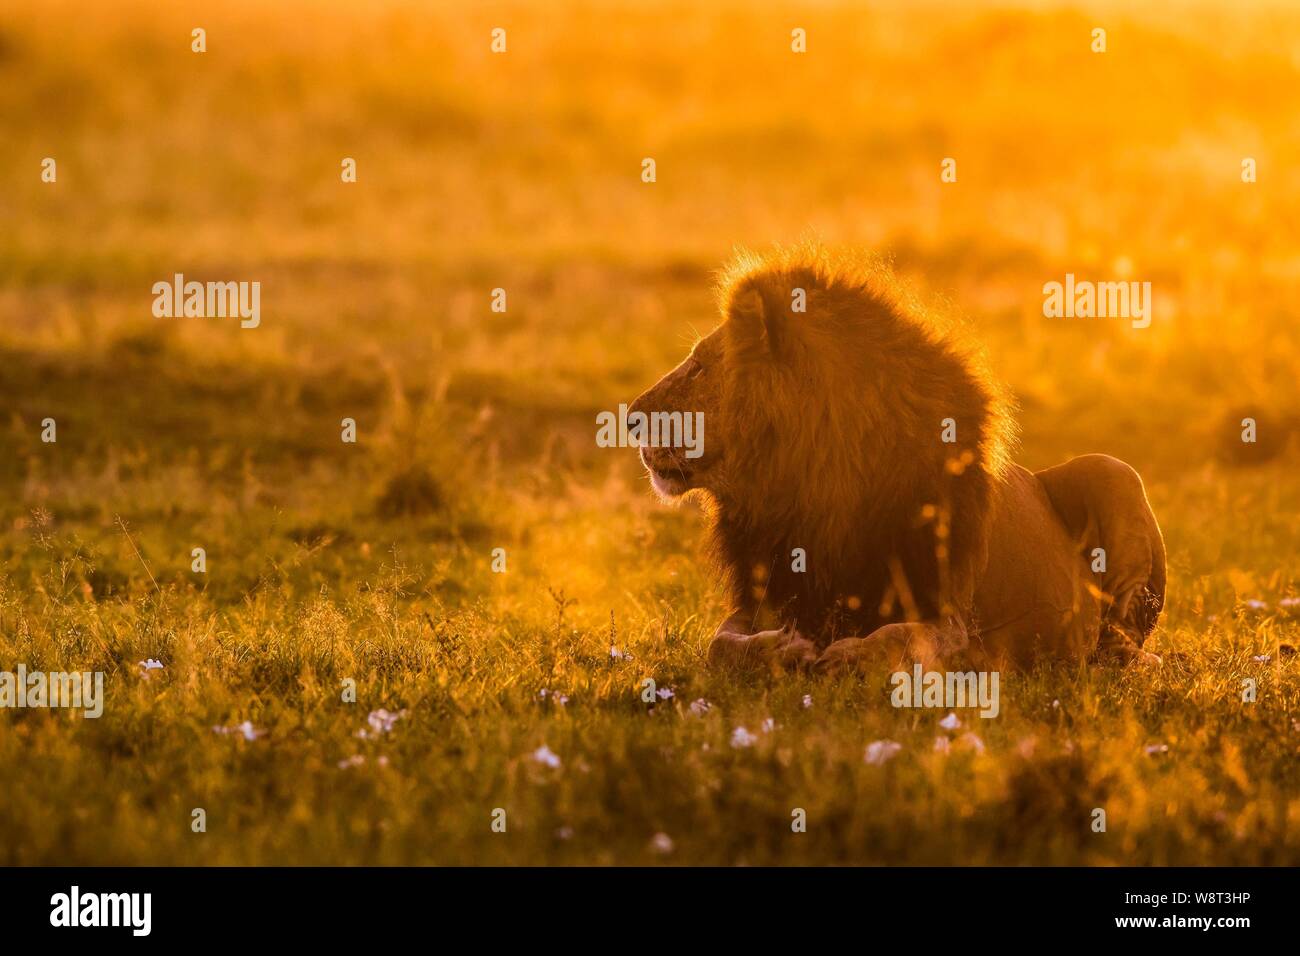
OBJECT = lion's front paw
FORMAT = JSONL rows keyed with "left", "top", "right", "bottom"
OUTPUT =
{"left": 708, "top": 625, "right": 818, "bottom": 671}
{"left": 814, "top": 624, "right": 920, "bottom": 674}
{"left": 812, "top": 637, "right": 871, "bottom": 674}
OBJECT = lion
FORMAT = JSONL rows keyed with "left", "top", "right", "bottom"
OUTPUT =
{"left": 628, "top": 246, "right": 1165, "bottom": 673}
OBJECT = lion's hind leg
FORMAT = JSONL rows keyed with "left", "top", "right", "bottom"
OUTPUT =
{"left": 1034, "top": 454, "right": 1166, "bottom": 662}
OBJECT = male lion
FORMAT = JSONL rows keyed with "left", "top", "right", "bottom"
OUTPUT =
{"left": 629, "top": 247, "right": 1164, "bottom": 673}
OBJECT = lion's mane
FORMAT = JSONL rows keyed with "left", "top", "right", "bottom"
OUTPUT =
{"left": 708, "top": 244, "right": 1016, "bottom": 641}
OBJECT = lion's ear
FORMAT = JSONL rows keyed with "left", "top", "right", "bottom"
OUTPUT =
{"left": 730, "top": 286, "right": 784, "bottom": 354}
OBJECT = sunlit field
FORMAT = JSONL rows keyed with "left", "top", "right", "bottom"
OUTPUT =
{"left": 2, "top": 0, "right": 1299, "bottom": 865}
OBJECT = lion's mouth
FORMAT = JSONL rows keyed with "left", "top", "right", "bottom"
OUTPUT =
{"left": 640, "top": 446, "right": 696, "bottom": 496}
{"left": 649, "top": 467, "right": 692, "bottom": 497}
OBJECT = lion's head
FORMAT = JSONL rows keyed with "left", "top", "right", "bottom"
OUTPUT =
{"left": 629, "top": 244, "right": 1014, "bottom": 641}
{"left": 627, "top": 326, "right": 727, "bottom": 499}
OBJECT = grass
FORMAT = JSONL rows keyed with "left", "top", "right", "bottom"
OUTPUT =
{"left": 1, "top": 0, "right": 1299, "bottom": 865}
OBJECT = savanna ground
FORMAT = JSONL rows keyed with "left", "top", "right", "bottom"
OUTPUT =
{"left": 2, "top": 0, "right": 1299, "bottom": 865}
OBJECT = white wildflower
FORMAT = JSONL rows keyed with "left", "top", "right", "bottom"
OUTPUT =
{"left": 213, "top": 720, "right": 264, "bottom": 741}
{"left": 367, "top": 708, "right": 405, "bottom": 734}
{"left": 864, "top": 740, "right": 902, "bottom": 765}
{"left": 532, "top": 745, "right": 561, "bottom": 768}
